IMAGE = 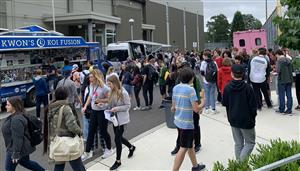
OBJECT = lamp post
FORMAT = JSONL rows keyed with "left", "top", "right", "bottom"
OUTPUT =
{"left": 129, "top": 18, "right": 134, "bottom": 40}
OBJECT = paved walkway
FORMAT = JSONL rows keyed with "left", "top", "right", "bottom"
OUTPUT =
{"left": 86, "top": 90, "right": 300, "bottom": 171}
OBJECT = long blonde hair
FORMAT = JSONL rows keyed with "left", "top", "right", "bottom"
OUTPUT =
{"left": 90, "top": 69, "right": 105, "bottom": 87}
{"left": 106, "top": 67, "right": 115, "bottom": 75}
{"left": 107, "top": 75, "right": 124, "bottom": 105}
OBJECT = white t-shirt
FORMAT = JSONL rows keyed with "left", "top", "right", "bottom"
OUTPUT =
{"left": 199, "top": 60, "right": 218, "bottom": 84}
{"left": 89, "top": 84, "right": 110, "bottom": 110}
{"left": 249, "top": 56, "right": 268, "bottom": 83}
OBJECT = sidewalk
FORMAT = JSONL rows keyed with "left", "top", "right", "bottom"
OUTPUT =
{"left": 86, "top": 91, "right": 300, "bottom": 171}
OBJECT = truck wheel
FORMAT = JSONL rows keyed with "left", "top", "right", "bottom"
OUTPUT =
{"left": 25, "top": 89, "right": 36, "bottom": 107}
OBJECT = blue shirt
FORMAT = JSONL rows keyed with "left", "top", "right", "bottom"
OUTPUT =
{"left": 172, "top": 83, "right": 198, "bottom": 129}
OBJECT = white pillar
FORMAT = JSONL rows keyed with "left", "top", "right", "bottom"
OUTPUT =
{"left": 196, "top": 11, "right": 200, "bottom": 51}
{"left": 183, "top": 7, "right": 187, "bottom": 50}
{"left": 88, "top": 20, "right": 93, "bottom": 42}
{"left": 51, "top": 0, "right": 56, "bottom": 31}
{"left": 166, "top": 1, "right": 170, "bottom": 45}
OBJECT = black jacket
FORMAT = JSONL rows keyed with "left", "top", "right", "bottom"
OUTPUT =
{"left": 1, "top": 113, "right": 35, "bottom": 159}
{"left": 222, "top": 80, "right": 257, "bottom": 129}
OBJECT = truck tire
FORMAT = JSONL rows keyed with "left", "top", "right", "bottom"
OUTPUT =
{"left": 25, "top": 89, "right": 36, "bottom": 107}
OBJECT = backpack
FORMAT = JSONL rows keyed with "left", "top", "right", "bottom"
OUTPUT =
{"left": 205, "top": 59, "right": 217, "bottom": 83}
{"left": 23, "top": 114, "right": 43, "bottom": 146}
{"left": 81, "top": 71, "right": 90, "bottom": 94}
{"left": 148, "top": 65, "right": 159, "bottom": 83}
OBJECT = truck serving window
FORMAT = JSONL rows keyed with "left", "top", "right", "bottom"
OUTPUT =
{"left": 107, "top": 50, "right": 128, "bottom": 62}
{"left": 239, "top": 39, "right": 245, "bottom": 47}
{"left": 255, "top": 38, "right": 262, "bottom": 46}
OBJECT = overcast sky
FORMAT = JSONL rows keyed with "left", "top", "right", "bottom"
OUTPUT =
{"left": 203, "top": 0, "right": 277, "bottom": 31}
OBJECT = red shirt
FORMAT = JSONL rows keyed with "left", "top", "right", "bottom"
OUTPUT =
{"left": 214, "top": 57, "right": 224, "bottom": 68}
{"left": 217, "top": 66, "right": 233, "bottom": 95}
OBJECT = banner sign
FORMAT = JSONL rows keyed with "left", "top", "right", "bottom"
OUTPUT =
{"left": 0, "top": 36, "right": 90, "bottom": 51}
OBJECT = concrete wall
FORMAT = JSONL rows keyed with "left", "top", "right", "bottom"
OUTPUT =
{"left": 145, "top": 1, "right": 167, "bottom": 44}
{"left": 186, "top": 12, "right": 197, "bottom": 50}
{"left": 94, "top": 0, "right": 112, "bottom": 15}
{"left": 114, "top": 0, "right": 143, "bottom": 41}
{"left": 5, "top": 0, "right": 67, "bottom": 29}
{"left": 169, "top": 7, "right": 184, "bottom": 49}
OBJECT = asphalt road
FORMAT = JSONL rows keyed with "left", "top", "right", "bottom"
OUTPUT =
{"left": 0, "top": 87, "right": 166, "bottom": 171}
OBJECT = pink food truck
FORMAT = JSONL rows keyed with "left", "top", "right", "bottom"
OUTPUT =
{"left": 233, "top": 29, "right": 267, "bottom": 54}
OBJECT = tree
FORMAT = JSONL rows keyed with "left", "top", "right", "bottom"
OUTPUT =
{"left": 243, "top": 14, "right": 262, "bottom": 30}
{"left": 273, "top": 0, "right": 300, "bottom": 50}
{"left": 206, "top": 14, "right": 230, "bottom": 43}
{"left": 231, "top": 11, "right": 246, "bottom": 42}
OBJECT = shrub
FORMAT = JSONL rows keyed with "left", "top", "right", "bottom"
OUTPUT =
{"left": 213, "top": 139, "right": 300, "bottom": 171}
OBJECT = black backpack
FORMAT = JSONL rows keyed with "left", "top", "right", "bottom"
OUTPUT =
{"left": 148, "top": 65, "right": 159, "bottom": 83}
{"left": 81, "top": 71, "right": 90, "bottom": 94}
{"left": 23, "top": 114, "right": 43, "bottom": 146}
{"left": 205, "top": 59, "right": 217, "bottom": 83}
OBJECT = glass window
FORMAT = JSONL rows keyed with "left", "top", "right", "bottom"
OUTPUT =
{"left": 107, "top": 50, "right": 128, "bottom": 62}
{"left": 239, "top": 39, "right": 245, "bottom": 47}
{"left": 255, "top": 38, "right": 262, "bottom": 46}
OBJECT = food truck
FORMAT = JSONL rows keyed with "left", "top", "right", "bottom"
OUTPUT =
{"left": 0, "top": 25, "right": 104, "bottom": 107}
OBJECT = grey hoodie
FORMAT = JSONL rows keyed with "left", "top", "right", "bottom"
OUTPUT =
{"left": 276, "top": 56, "right": 293, "bottom": 84}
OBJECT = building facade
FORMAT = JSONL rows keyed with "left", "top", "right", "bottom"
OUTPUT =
{"left": 0, "top": 0, "right": 204, "bottom": 50}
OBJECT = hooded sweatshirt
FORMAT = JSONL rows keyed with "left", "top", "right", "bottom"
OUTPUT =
{"left": 33, "top": 76, "right": 48, "bottom": 97}
{"left": 276, "top": 56, "right": 293, "bottom": 84}
{"left": 222, "top": 80, "right": 257, "bottom": 129}
{"left": 217, "top": 66, "right": 233, "bottom": 95}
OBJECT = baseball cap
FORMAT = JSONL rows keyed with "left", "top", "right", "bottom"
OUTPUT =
{"left": 72, "top": 64, "right": 79, "bottom": 70}
{"left": 231, "top": 64, "right": 245, "bottom": 74}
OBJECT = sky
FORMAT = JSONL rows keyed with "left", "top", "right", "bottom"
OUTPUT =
{"left": 203, "top": 0, "right": 277, "bottom": 31}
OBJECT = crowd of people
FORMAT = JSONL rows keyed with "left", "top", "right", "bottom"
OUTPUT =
{"left": 1, "top": 46, "right": 300, "bottom": 171}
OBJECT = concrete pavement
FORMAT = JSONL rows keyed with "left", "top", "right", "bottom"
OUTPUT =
{"left": 86, "top": 90, "right": 300, "bottom": 171}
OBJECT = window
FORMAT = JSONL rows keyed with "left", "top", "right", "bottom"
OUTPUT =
{"left": 239, "top": 39, "right": 245, "bottom": 47}
{"left": 255, "top": 38, "right": 262, "bottom": 46}
{"left": 106, "top": 29, "right": 116, "bottom": 46}
{"left": 107, "top": 50, "right": 128, "bottom": 62}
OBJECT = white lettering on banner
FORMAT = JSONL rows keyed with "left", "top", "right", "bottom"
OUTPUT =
{"left": 37, "top": 38, "right": 46, "bottom": 47}
{"left": 47, "top": 40, "right": 59, "bottom": 46}
{"left": 1, "top": 39, "right": 36, "bottom": 47}
{"left": 60, "top": 39, "right": 81, "bottom": 46}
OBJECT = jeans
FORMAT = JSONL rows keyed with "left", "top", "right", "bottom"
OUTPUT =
{"left": 35, "top": 95, "right": 49, "bottom": 118}
{"left": 113, "top": 125, "right": 132, "bottom": 160}
{"left": 203, "top": 82, "right": 216, "bottom": 110}
{"left": 123, "top": 84, "right": 133, "bottom": 96}
{"left": 231, "top": 127, "right": 256, "bottom": 161}
{"left": 5, "top": 152, "right": 45, "bottom": 171}
{"left": 134, "top": 85, "right": 142, "bottom": 107}
{"left": 54, "top": 157, "right": 86, "bottom": 171}
{"left": 143, "top": 81, "right": 154, "bottom": 106}
{"left": 82, "top": 115, "right": 89, "bottom": 141}
{"left": 86, "top": 110, "right": 111, "bottom": 152}
{"left": 278, "top": 83, "right": 293, "bottom": 112}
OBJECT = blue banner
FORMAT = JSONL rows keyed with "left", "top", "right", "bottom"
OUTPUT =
{"left": 0, "top": 36, "right": 91, "bottom": 51}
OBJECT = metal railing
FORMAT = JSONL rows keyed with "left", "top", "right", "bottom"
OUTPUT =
{"left": 253, "top": 153, "right": 300, "bottom": 171}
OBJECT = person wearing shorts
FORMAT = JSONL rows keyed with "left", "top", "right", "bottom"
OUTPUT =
{"left": 171, "top": 67, "right": 205, "bottom": 171}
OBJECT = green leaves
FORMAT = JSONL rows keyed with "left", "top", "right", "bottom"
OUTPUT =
{"left": 273, "top": 0, "right": 300, "bottom": 50}
{"left": 213, "top": 139, "right": 300, "bottom": 171}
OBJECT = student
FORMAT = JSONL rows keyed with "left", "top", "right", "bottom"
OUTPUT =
{"left": 2, "top": 97, "right": 45, "bottom": 171}
{"left": 222, "top": 64, "right": 257, "bottom": 161}
{"left": 217, "top": 57, "right": 233, "bottom": 97}
{"left": 106, "top": 75, "right": 136, "bottom": 170}
{"left": 44, "top": 86, "right": 85, "bottom": 171}
{"left": 275, "top": 49, "right": 293, "bottom": 114}
{"left": 158, "top": 54, "right": 168, "bottom": 109}
{"left": 131, "top": 65, "right": 143, "bottom": 110}
{"left": 171, "top": 67, "right": 205, "bottom": 171}
{"left": 81, "top": 69, "right": 113, "bottom": 161}
{"left": 33, "top": 69, "right": 49, "bottom": 118}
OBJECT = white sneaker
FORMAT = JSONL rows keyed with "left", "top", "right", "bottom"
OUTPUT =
{"left": 210, "top": 109, "right": 219, "bottom": 114}
{"left": 203, "top": 109, "right": 210, "bottom": 114}
{"left": 101, "top": 149, "right": 114, "bottom": 159}
{"left": 81, "top": 151, "right": 93, "bottom": 161}
{"left": 133, "top": 106, "right": 141, "bottom": 111}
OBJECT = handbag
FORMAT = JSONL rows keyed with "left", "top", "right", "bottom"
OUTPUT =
{"left": 49, "top": 105, "right": 84, "bottom": 162}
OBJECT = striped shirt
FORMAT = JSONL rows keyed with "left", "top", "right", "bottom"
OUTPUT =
{"left": 172, "top": 83, "right": 198, "bottom": 129}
